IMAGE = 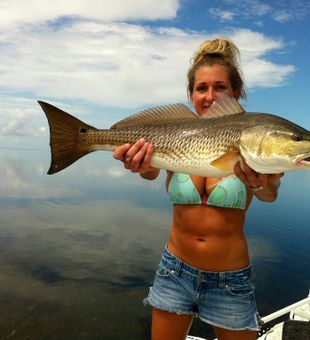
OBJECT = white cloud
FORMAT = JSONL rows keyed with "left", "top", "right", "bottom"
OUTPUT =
{"left": 0, "top": 2, "right": 297, "bottom": 136}
{"left": 229, "top": 29, "right": 296, "bottom": 88}
{"left": 0, "top": 24, "right": 295, "bottom": 111}
{"left": 0, "top": 96, "right": 45, "bottom": 136}
{"left": 273, "top": 10, "right": 294, "bottom": 23}
{"left": 209, "top": 0, "right": 271, "bottom": 22}
{"left": 247, "top": 0, "right": 272, "bottom": 16}
{"left": 0, "top": 21, "right": 198, "bottom": 108}
{"left": 209, "top": 8, "right": 236, "bottom": 21}
{"left": 221, "top": 11, "right": 236, "bottom": 20}
{"left": 0, "top": 0, "right": 180, "bottom": 27}
{"left": 243, "top": 58, "right": 295, "bottom": 88}
{"left": 209, "top": 0, "right": 308, "bottom": 24}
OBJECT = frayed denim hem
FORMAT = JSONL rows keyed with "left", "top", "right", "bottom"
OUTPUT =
{"left": 143, "top": 287, "right": 195, "bottom": 316}
{"left": 198, "top": 313, "right": 261, "bottom": 332}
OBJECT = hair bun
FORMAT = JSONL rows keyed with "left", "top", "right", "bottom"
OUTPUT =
{"left": 193, "top": 38, "right": 239, "bottom": 66}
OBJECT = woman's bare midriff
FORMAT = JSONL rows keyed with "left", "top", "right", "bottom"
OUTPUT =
{"left": 166, "top": 173, "right": 253, "bottom": 272}
{"left": 167, "top": 202, "right": 251, "bottom": 272}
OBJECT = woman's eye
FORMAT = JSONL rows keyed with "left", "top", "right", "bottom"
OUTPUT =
{"left": 216, "top": 84, "right": 227, "bottom": 91}
{"left": 196, "top": 85, "right": 207, "bottom": 92}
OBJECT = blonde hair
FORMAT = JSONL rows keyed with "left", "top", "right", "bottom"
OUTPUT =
{"left": 187, "top": 38, "right": 246, "bottom": 99}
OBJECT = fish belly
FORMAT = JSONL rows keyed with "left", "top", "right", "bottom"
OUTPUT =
{"left": 151, "top": 154, "right": 233, "bottom": 177}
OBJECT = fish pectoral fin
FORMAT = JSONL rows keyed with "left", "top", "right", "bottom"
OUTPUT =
{"left": 210, "top": 150, "right": 240, "bottom": 171}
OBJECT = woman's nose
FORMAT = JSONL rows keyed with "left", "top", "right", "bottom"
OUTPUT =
{"left": 205, "top": 88, "right": 215, "bottom": 104}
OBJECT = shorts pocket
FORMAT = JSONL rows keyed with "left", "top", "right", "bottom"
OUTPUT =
{"left": 155, "top": 260, "right": 175, "bottom": 278}
{"left": 226, "top": 280, "right": 255, "bottom": 297}
{"left": 156, "top": 267, "right": 171, "bottom": 278}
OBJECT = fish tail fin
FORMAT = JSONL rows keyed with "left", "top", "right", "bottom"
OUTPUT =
{"left": 38, "top": 101, "right": 97, "bottom": 175}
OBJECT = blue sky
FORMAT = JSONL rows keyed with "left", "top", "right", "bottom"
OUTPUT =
{"left": 0, "top": 0, "right": 309, "bottom": 148}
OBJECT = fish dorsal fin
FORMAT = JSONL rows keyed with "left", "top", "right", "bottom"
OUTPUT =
{"left": 202, "top": 93, "right": 245, "bottom": 118}
{"left": 111, "top": 103, "right": 197, "bottom": 129}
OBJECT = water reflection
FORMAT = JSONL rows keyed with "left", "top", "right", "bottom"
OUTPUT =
{"left": 0, "top": 148, "right": 309, "bottom": 339}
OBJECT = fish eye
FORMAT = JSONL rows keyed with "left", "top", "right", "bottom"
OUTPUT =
{"left": 292, "top": 134, "right": 302, "bottom": 142}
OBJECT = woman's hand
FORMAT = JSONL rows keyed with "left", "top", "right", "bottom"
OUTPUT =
{"left": 234, "top": 160, "right": 284, "bottom": 202}
{"left": 113, "top": 138, "right": 160, "bottom": 180}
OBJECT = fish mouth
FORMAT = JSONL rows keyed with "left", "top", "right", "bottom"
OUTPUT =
{"left": 295, "top": 153, "right": 310, "bottom": 165}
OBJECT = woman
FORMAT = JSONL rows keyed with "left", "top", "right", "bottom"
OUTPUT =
{"left": 113, "top": 38, "right": 283, "bottom": 340}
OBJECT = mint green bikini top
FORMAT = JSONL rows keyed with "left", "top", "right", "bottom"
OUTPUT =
{"left": 167, "top": 172, "right": 247, "bottom": 210}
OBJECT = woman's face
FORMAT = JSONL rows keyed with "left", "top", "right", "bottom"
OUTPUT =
{"left": 190, "top": 64, "right": 240, "bottom": 117}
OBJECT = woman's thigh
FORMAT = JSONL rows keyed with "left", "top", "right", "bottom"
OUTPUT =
{"left": 213, "top": 325, "right": 257, "bottom": 340}
{"left": 151, "top": 308, "right": 194, "bottom": 340}
{"left": 151, "top": 309, "right": 257, "bottom": 340}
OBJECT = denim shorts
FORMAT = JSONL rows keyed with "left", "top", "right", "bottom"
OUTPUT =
{"left": 144, "top": 245, "right": 261, "bottom": 331}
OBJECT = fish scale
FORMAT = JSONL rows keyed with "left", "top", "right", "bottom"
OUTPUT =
{"left": 96, "top": 121, "right": 233, "bottom": 157}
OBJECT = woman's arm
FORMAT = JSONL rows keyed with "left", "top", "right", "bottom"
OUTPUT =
{"left": 113, "top": 138, "right": 160, "bottom": 180}
{"left": 234, "top": 161, "right": 284, "bottom": 202}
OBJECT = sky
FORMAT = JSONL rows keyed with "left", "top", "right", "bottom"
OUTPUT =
{"left": 0, "top": 0, "right": 309, "bottom": 148}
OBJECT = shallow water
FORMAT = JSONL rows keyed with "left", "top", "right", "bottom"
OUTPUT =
{"left": 0, "top": 148, "right": 309, "bottom": 339}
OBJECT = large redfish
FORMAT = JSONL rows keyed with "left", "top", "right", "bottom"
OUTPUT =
{"left": 38, "top": 94, "right": 310, "bottom": 175}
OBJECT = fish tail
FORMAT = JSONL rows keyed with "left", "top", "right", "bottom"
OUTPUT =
{"left": 38, "top": 101, "right": 97, "bottom": 175}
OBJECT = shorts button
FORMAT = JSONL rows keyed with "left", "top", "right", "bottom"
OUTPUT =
{"left": 197, "top": 273, "right": 204, "bottom": 280}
